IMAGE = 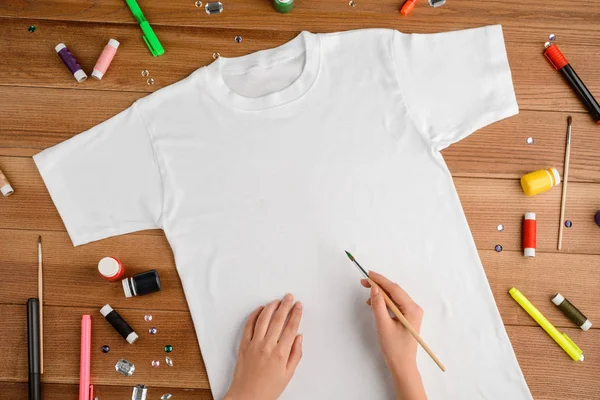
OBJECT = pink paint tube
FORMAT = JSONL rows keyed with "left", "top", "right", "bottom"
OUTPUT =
{"left": 92, "top": 39, "right": 119, "bottom": 80}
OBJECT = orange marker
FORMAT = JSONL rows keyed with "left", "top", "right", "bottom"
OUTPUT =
{"left": 400, "top": 0, "right": 418, "bottom": 15}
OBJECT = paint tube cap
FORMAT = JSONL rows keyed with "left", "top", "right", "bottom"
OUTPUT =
{"left": 74, "top": 69, "right": 88, "bottom": 83}
{"left": 524, "top": 248, "right": 535, "bottom": 257}
{"left": 108, "top": 38, "right": 120, "bottom": 48}
{"left": 552, "top": 293, "right": 565, "bottom": 306}
{"left": 581, "top": 320, "right": 592, "bottom": 331}
{"left": 550, "top": 168, "right": 561, "bottom": 186}
{"left": 91, "top": 69, "right": 104, "bottom": 80}
{"left": 126, "top": 331, "right": 139, "bottom": 344}
{"left": 55, "top": 43, "right": 67, "bottom": 53}
{"left": 1, "top": 184, "right": 14, "bottom": 196}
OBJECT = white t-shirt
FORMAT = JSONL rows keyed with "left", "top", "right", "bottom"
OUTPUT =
{"left": 34, "top": 26, "right": 532, "bottom": 399}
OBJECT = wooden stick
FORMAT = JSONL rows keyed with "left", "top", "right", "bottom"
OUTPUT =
{"left": 558, "top": 116, "right": 572, "bottom": 251}
{"left": 38, "top": 235, "right": 44, "bottom": 375}
{"left": 367, "top": 278, "right": 446, "bottom": 372}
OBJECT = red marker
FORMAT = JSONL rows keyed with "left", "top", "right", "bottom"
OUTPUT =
{"left": 523, "top": 212, "right": 536, "bottom": 257}
{"left": 544, "top": 43, "right": 600, "bottom": 124}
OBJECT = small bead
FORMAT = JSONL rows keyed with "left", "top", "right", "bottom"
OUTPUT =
{"left": 144, "top": 314, "right": 153, "bottom": 322}
{"left": 195, "top": 0, "right": 203, "bottom": 6}
{"left": 496, "top": 224, "right": 504, "bottom": 232}
{"left": 141, "top": 70, "right": 149, "bottom": 77}
{"left": 565, "top": 220, "right": 572, "bottom": 228}
{"left": 161, "top": 395, "right": 173, "bottom": 400}
{"left": 165, "top": 356, "right": 173, "bottom": 367}
{"left": 147, "top": 78, "right": 155, "bottom": 85}
{"left": 234, "top": 36, "right": 242, "bottom": 43}
{"left": 28, "top": 25, "right": 36, "bottom": 33}
{"left": 152, "top": 360, "right": 160, "bottom": 367}
{"left": 101, "top": 345, "right": 110, "bottom": 353}
{"left": 595, "top": 211, "right": 600, "bottom": 227}
{"left": 549, "top": 33, "right": 556, "bottom": 41}
{"left": 149, "top": 327, "right": 157, "bottom": 335}
{"left": 164, "top": 344, "right": 173, "bottom": 353}
{"left": 526, "top": 137, "right": 534, "bottom": 144}
{"left": 495, "top": 244, "right": 503, "bottom": 252}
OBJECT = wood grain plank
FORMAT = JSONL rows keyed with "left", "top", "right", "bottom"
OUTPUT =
{"left": 2, "top": 0, "right": 600, "bottom": 40}
{"left": 2, "top": 229, "right": 599, "bottom": 329}
{"left": 0, "top": 382, "right": 212, "bottom": 400}
{"left": 2, "top": 156, "right": 600, "bottom": 253}
{"left": 3, "top": 104, "right": 600, "bottom": 183}
{"left": 0, "top": 302, "right": 598, "bottom": 398}
{"left": 1, "top": 19, "right": 600, "bottom": 116}
{"left": 0, "top": 304, "right": 209, "bottom": 388}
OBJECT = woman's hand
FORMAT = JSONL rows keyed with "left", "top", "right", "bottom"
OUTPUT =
{"left": 224, "top": 294, "right": 303, "bottom": 400}
{"left": 361, "top": 271, "right": 427, "bottom": 400}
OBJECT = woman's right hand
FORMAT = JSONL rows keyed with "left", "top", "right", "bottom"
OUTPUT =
{"left": 361, "top": 271, "right": 427, "bottom": 400}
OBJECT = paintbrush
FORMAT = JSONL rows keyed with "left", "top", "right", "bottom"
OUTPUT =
{"left": 38, "top": 236, "right": 43, "bottom": 374}
{"left": 558, "top": 116, "right": 572, "bottom": 250}
{"left": 344, "top": 250, "right": 446, "bottom": 372}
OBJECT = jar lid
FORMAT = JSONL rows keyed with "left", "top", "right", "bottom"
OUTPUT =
{"left": 98, "top": 257, "right": 121, "bottom": 278}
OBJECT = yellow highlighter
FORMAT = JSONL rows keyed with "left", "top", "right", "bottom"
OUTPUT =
{"left": 509, "top": 288, "right": 583, "bottom": 362}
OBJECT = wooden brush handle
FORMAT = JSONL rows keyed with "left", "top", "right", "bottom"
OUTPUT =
{"left": 368, "top": 278, "right": 446, "bottom": 372}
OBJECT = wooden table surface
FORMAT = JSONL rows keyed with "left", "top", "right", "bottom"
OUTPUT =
{"left": 1, "top": 0, "right": 600, "bottom": 398}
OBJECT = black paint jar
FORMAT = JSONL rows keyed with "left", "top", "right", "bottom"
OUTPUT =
{"left": 122, "top": 269, "right": 162, "bottom": 298}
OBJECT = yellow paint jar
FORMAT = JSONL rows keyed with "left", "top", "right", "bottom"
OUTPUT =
{"left": 520, "top": 168, "right": 561, "bottom": 196}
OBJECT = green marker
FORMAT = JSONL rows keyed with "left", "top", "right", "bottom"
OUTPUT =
{"left": 125, "top": 0, "right": 165, "bottom": 56}
{"left": 273, "top": 0, "right": 294, "bottom": 13}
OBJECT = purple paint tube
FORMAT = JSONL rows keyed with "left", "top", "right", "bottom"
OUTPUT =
{"left": 55, "top": 43, "right": 87, "bottom": 83}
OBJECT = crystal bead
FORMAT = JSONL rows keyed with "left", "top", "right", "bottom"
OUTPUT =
{"left": 144, "top": 314, "right": 153, "bottom": 322}
{"left": 165, "top": 356, "right": 173, "bottom": 367}
{"left": 495, "top": 244, "right": 503, "bottom": 252}
{"left": 149, "top": 327, "right": 157, "bottom": 334}
{"left": 101, "top": 345, "right": 110, "bottom": 353}
{"left": 164, "top": 344, "right": 173, "bottom": 352}
{"left": 115, "top": 359, "right": 135, "bottom": 376}
{"left": 161, "top": 395, "right": 173, "bottom": 400}
{"left": 235, "top": 36, "right": 242, "bottom": 43}
{"left": 152, "top": 360, "right": 160, "bottom": 367}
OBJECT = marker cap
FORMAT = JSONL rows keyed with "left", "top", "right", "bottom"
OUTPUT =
{"left": 100, "top": 304, "right": 114, "bottom": 317}
{"left": 544, "top": 44, "right": 569, "bottom": 70}
{"left": 55, "top": 43, "right": 67, "bottom": 53}
{"left": 122, "top": 278, "right": 134, "bottom": 298}
{"left": 524, "top": 212, "right": 536, "bottom": 220}
{"left": 1, "top": 184, "right": 14, "bottom": 196}
{"left": 400, "top": 0, "right": 418, "bottom": 15}
{"left": 98, "top": 257, "right": 120, "bottom": 278}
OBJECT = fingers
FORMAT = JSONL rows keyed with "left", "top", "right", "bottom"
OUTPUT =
{"left": 278, "top": 301, "right": 303, "bottom": 352}
{"left": 286, "top": 334, "right": 303, "bottom": 372}
{"left": 241, "top": 306, "right": 264, "bottom": 347}
{"left": 253, "top": 299, "right": 281, "bottom": 339}
{"left": 266, "top": 294, "right": 295, "bottom": 342}
{"left": 368, "top": 271, "right": 423, "bottom": 321}
{"left": 370, "top": 284, "right": 394, "bottom": 332}
{"left": 360, "top": 278, "right": 370, "bottom": 288}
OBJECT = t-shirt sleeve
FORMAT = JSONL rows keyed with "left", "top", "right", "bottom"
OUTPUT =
{"left": 392, "top": 25, "right": 518, "bottom": 150}
{"left": 33, "top": 102, "right": 163, "bottom": 246}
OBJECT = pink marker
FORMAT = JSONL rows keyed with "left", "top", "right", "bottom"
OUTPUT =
{"left": 79, "top": 315, "right": 93, "bottom": 400}
{"left": 92, "top": 39, "right": 119, "bottom": 80}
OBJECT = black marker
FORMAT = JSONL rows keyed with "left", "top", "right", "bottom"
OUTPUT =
{"left": 27, "top": 298, "right": 42, "bottom": 400}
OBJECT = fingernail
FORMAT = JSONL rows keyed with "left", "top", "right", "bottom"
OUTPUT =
{"left": 284, "top": 293, "right": 292, "bottom": 301}
{"left": 298, "top": 334, "right": 303, "bottom": 344}
{"left": 295, "top": 302, "right": 303, "bottom": 309}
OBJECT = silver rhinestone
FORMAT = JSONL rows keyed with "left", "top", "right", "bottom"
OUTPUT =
{"left": 141, "top": 70, "right": 149, "bottom": 77}
{"left": 497, "top": 224, "right": 504, "bottom": 232}
{"left": 149, "top": 327, "right": 157, "bottom": 334}
{"left": 115, "top": 359, "right": 135, "bottom": 376}
{"left": 165, "top": 356, "right": 173, "bottom": 367}
{"left": 428, "top": 0, "right": 446, "bottom": 7}
{"left": 549, "top": 33, "right": 556, "bottom": 41}
{"left": 195, "top": 0, "right": 203, "bottom": 6}
{"left": 161, "top": 395, "right": 173, "bottom": 400}
{"left": 526, "top": 137, "right": 534, "bottom": 144}
{"left": 234, "top": 35, "right": 242, "bottom": 43}
{"left": 213, "top": 52, "right": 220, "bottom": 59}
{"left": 144, "top": 314, "right": 153, "bottom": 322}
{"left": 147, "top": 78, "right": 155, "bottom": 85}
{"left": 205, "top": 1, "right": 223, "bottom": 14}
{"left": 349, "top": 0, "right": 356, "bottom": 6}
